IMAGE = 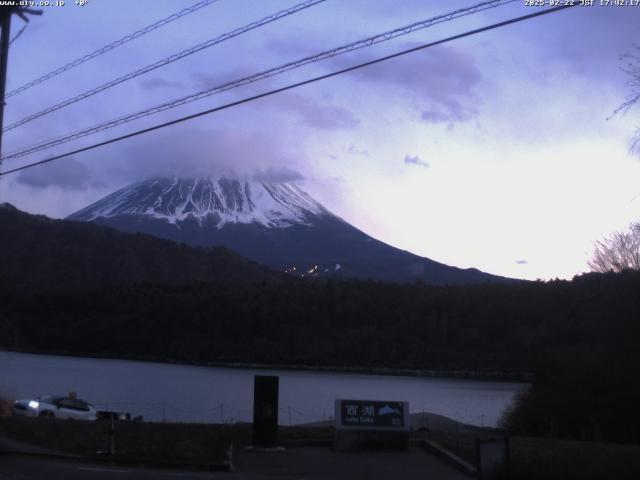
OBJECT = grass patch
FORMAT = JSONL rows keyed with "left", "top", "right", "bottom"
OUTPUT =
{"left": 0, "top": 391, "right": 16, "bottom": 417}
{"left": 0, "top": 416, "right": 244, "bottom": 464}
{"left": 507, "top": 436, "right": 640, "bottom": 480}
{"left": 4, "top": 415, "right": 638, "bottom": 477}
{"left": 0, "top": 417, "right": 334, "bottom": 465}
{"left": 421, "top": 428, "right": 640, "bottom": 480}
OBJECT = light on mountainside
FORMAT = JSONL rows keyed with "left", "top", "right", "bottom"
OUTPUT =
{"left": 589, "top": 222, "right": 640, "bottom": 273}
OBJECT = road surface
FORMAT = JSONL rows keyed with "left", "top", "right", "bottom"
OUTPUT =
{"left": 1, "top": 447, "right": 469, "bottom": 479}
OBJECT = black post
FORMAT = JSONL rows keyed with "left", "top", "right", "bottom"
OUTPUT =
{"left": 252, "top": 375, "right": 279, "bottom": 447}
{"left": 108, "top": 412, "right": 116, "bottom": 455}
{"left": 0, "top": 8, "right": 12, "bottom": 160}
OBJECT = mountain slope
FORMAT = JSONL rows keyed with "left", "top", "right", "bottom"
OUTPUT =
{"left": 69, "top": 177, "right": 330, "bottom": 228}
{"left": 68, "top": 177, "right": 516, "bottom": 285}
{"left": 0, "top": 203, "right": 279, "bottom": 291}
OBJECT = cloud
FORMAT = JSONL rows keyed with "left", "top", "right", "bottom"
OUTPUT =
{"left": 101, "top": 127, "right": 308, "bottom": 183}
{"left": 252, "top": 167, "right": 304, "bottom": 183}
{"left": 270, "top": 92, "right": 359, "bottom": 130}
{"left": 404, "top": 154, "right": 429, "bottom": 168}
{"left": 263, "top": 33, "right": 319, "bottom": 59}
{"left": 347, "top": 144, "right": 369, "bottom": 156}
{"left": 515, "top": 260, "right": 528, "bottom": 265}
{"left": 511, "top": 8, "right": 640, "bottom": 79}
{"left": 420, "top": 100, "right": 476, "bottom": 125}
{"left": 16, "top": 157, "right": 104, "bottom": 190}
{"left": 140, "top": 77, "right": 184, "bottom": 91}
{"left": 190, "top": 68, "right": 255, "bottom": 91}
{"left": 420, "top": 110, "right": 452, "bottom": 123}
{"left": 333, "top": 43, "right": 482, "bottom": 124}
{"left": 191, "top": 69, "right": 358, "bottom": 131}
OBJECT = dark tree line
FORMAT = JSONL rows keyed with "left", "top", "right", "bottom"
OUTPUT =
{"left": 2, "top": 270, "right": 640, "bottom": 443}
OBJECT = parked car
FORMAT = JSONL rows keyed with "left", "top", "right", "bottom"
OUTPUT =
{"left": 12, "top": 395, "right": 97, "bottom": 420}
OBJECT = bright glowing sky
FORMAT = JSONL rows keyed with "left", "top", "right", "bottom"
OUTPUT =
{"left": 1, "top": 0, "right": 639, "bottom": 280}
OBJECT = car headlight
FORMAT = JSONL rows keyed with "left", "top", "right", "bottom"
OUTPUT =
{"left": 28, "top": 400, "right": 39, "bottom": 409}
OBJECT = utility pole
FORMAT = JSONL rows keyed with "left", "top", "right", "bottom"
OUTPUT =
{"left": 0, "top": 6, "right": 42, "bottom": 165}
{"left": 0, "top": 7, "right": 12, "bottom": 161}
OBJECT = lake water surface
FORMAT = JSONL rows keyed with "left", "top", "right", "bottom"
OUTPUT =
{"left": 0, "top": 352, "right": 527, "bottom": 427}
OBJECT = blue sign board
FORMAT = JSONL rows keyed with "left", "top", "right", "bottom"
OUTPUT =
{"left": 336, "top": 399, "right": 409, "bottom": 430}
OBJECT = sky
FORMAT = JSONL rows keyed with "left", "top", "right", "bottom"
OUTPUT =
{"left": 0, "top": 0, "right": 639, "bottom": 281}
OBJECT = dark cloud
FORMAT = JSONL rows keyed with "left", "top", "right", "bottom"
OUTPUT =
{"left": 264, "top": 37, "right": 482, "bottom": 125}
{"left": 190, "top": 68, "right": 256, "bottom": 92}
{"left": 140, "top": 77, "right": 184, "bottom": 91}
{"left": 191, "top": 69, "right": 358, "bottom": 131}
{"left": 270, "top": 92, "right": 359, "bottom": 130}
{"left": 16, "top": 157, "right": 104, "bottom": 190}
{"left": 333, "top": 43, "right": 482, "bottom": 124}
{"left": 404, "top": 154, "right": 429, "bottom": 168}
{"left": 515, "top": 260, "right": 528, "bottom": 265}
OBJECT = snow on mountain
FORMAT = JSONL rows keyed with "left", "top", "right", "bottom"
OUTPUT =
{"left": 68, "top": 176, "right": 517, "bottom": 285}
{"left": 69, "top": 177, "right": 331, "bottom": 228}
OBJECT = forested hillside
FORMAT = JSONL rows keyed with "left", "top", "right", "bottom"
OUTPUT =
{"left": 2, "top": 202, "right": 639, "bottom": 443}
{"left": 0, "top": 203, "right": 279, "bottom": 290}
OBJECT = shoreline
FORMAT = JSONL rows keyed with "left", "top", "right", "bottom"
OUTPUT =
{"left": 0, "top": 348, "right": 532, "bottom": 383}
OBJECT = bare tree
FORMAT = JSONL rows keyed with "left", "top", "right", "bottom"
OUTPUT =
{"left": 613, "top": 44, "right": 640, "bottom": 154}
{"left": 589, "top": 222, "right": 640, "bottom": 273}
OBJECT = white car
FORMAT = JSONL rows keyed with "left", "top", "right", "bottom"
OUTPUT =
{"left": 12, "top": 395, "right": 98, "bottom": 420}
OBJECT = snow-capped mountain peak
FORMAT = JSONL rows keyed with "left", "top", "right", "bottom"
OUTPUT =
{"left": 67, "top": 175, "right": 515, "bottom": 285}
{"left": 68, "top": 177, "right": 331, "bottom": 228}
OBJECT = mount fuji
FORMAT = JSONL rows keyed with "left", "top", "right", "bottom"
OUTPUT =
{"left": 68, "top": 177, "right": 513, "bottom": 285}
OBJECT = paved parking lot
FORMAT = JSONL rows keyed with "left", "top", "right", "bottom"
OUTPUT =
{"left": 0, "top": 447, "right": 468, "bottom": 480}
{"left": 236, "top": 446, "right": 469, "bottom": 479}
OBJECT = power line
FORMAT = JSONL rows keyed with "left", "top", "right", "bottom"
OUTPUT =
{"left": 9, "top": 22, "right": 26, "bottom": 45}
{"left": 1, "top": 0, "right": 518, "bottom": 161}
{"left": 5, "top": 0, "right": 221, "bottom": 99}
{"left": 2, "top": 0, "right": 326, "bottom": 132}
{"left": 0, "top": 4, "right": 577, "bottom": 178}
{"left": 0, "top": 6, "right": 42, "bottom": 171}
